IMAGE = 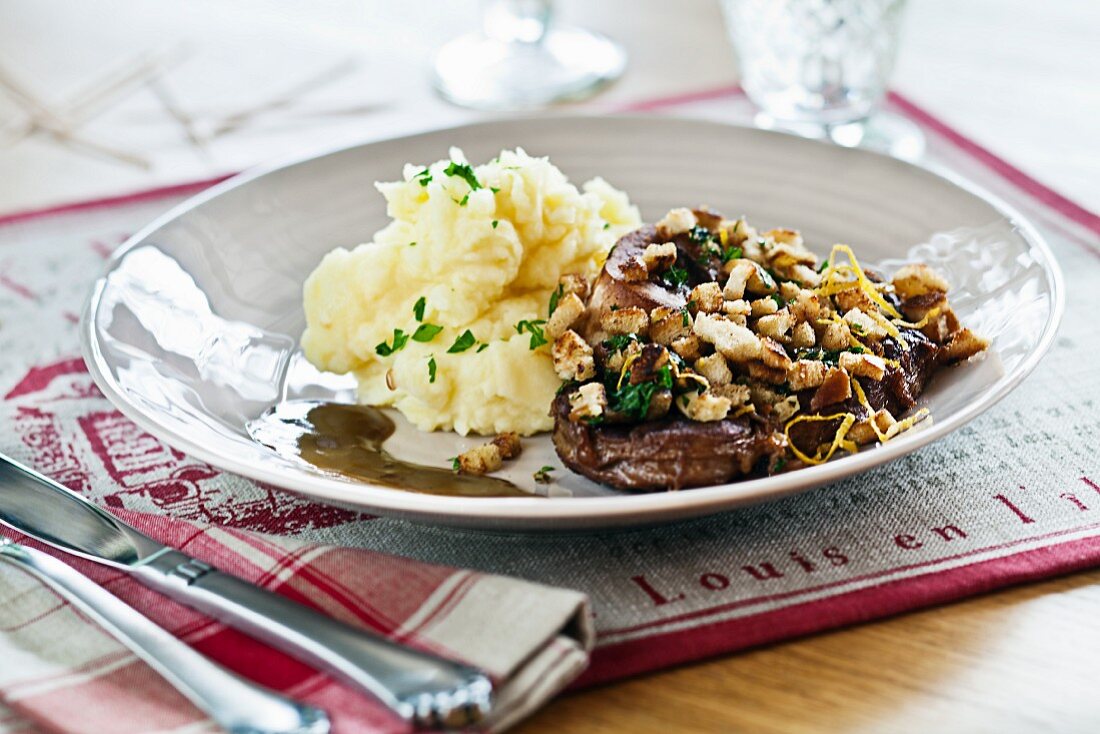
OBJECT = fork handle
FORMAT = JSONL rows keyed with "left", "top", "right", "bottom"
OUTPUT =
{"left": 131, "top": 550, "right": 493, "bottom": 730}
{"left": 0, "top": 542, "right": 328, "bottom": 734}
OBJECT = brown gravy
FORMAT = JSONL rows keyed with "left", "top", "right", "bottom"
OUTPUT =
{"left": 247, "top": 401, "right": 529, "bottom": 497}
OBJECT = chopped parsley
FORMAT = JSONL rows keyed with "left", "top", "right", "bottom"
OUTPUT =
{"left": 409, "top": 241, "right": 417, "bottom": 247}
{"left": 771, "top": 294, "right": 785, "bottom": 309}
{"left": 655, "top": 364, "right": 674, "bottom": 389}
{"left": 548, "top": 284, "right": 564, "bottom": 317}
{"left": 491, "top": 220, "right": 499, "bottom": 229}
{"left": 515, "top": 319, "right": 548, "bottom": 349}
{"left": 608, "top": 364, "right": 673, "bottom": 421}
{"left": 414, "top": 168, "right": 432, "bottom": 186}
{"left": 721, "top": 245, "right": 743, "bottom": 263}
{"left": 603, "top": 222, "right": 611, "bottom": 230}
{"left": 428, "top": 356, "right": 437, "bottom": 383}
{"left": 851, "top": 323, "right": 866, "bottom": 335}
{"left": 443, "top": 161, "right": 482, "bottom": 190}
{"left": 375, "top": 329, "right": 409, "bottom": 356}
{"left": 681, "top": 302, "right": 695, "bottom": 327}
{"left": 688, "top": 225, "right": 716, "bottom": 245}
{"left": 818, "top": 259, "right": 831, "bottom": 273}
{"left": 476, "top": 342, "right": 490, "bottom": 353}
{"left": 662, "top": 265, "right": 690, "bottom": 289}
{"left": 413, "top": 296, "right": 426, "bottom": 322}
{"left": 453, "top": 193, "right": 470, "bottom": 206}
{"left": 449, "top": 456, "right": 460, "bottom": 471}
{"left": 412, "top": 323, "right": 443, "bottom": 342}
{"left": 447, "top": 329, "right": 476, "bottom": 353}
{"left": 533, "top": 466, "right": 555, "bottom": 483}
{"left": 602, "top": 333, "right": 638, "bottom": 352}
{"left": 774, "top": 457, "right": 787, "bottom": 472}
{"left": 610, "top": 380, "right": 660, "bottom": 420}
{"left": 490, "top": 186, "right": 500, "bottom": 194}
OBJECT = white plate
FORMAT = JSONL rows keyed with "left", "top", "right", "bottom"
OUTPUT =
{"left": 81, "top": 116, "right": 1063, "bottom": 530}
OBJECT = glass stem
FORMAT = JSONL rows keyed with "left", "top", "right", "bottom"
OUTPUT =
{"left": 482, "top": 0, "right": 553, "bottom": 45}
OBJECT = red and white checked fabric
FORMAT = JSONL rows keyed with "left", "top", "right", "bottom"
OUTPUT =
{"left": 0, "top": 88, "right": 1098, "bottom": 733}
{"left": 0, "top": 510, "right": 591, "bottom": 734}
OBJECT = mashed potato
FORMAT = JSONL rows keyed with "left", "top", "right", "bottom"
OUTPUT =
{"left": 301, "top": 148, "right": 640, "bottom": 435}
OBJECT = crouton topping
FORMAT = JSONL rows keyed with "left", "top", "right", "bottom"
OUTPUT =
{"left": 689, "top": 282, "right": 724, "bottom": 313}
{"left": 676, "top": 390, "right": 732, "bottom": 422}
{"left": 490, "top": 432, "right": 522, "bottom": 460}
{"left": 892, "top": 263, "right": 949, "bottom": 299}
{"left": 569, "top": 382, "right": 607, "bottom": 421}
{"left": 787, "top": 359, "right": 828, "bottom": 391}
{"left": 620, "top": 256, "right": 649, "bottom": 282}
{"left": 693, "top": 312, "right": 762, "bottom": 362}
{"left": 545, "top": 292, "right": 586, "bottom": 340}
{"left": 455, "top": 444, "right": 502, "bottom": 475}
{"left": 453, "top": 432, "right": 525, "bottom": 476}
{"left": 552, "top": 208, "right": 984, "bottom": 472}
{"left": 601, "top": 306, "right": 649, "bottom": 336}
{"left": 552, "top": 329, "right": 596, "bottom": 381}
{"left": 642, "top": 242, "right": 678, "bottom": 272}
{"left": 839, "top": 351, "right": 887, "bottom": 381}
{"left": 656, "top": 207, "right": 697, "bottom": 238}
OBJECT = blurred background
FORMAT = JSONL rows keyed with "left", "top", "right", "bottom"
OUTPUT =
{"left": 1, "top": 0, "right": 1096, "bottom": 214}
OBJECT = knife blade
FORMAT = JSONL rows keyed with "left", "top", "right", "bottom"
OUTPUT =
{"left": 0, "top": 452, "right": 493, "bottom": 730}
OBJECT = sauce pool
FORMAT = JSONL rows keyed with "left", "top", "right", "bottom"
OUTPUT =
{"left": 247, "top": 401, "right": 530, "bottom": 498}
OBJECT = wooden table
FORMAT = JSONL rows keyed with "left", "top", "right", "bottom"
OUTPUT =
{"left": 520, "top": 567, "right": 1100, "bottom": 733}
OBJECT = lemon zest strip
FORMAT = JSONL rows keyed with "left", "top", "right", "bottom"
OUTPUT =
{"left": 817, "top": 244, "right": 902, "bottom": 319}
{"left": 784, "top": 412, "right": 858, "bottom": 466}
{"left": 889, "top": 408, "right": 931, "bottom": 438}
{"left": 617, "top": 352, "right": 640, "bottom": 390}
{"left": 850, "top": 378, "right": 891, "bottom": 444}
{"left": 892, "top": 307, "right": 942, "bottom": 330}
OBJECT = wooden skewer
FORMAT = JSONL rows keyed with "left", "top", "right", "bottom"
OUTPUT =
{"left": 0, "top": 63, "right": 150, "bottom": 168}
{"left": 148, "top": 77, "right": 210, "bottom": 156}
{"left": 209, "top": 58, "right": 359, "bottom": 137}
{"left": 65, "top": 46, "right": 188, "bottom": 121}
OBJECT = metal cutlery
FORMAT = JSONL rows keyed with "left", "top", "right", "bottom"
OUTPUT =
{"left": 0, "top": 538, "right": 329, "bottom": 734}
{"left": 0, "top": 453, "right": 493, "bottom": 729}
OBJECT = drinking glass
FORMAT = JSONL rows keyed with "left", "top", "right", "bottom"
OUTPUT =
{"left": 721, "top": 0, "right": 924, "bottom": 159}
{"left": 433, "top": 0, "right": 627, "bottom": 110}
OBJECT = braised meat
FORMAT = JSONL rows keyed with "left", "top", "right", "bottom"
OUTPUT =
{"left": 551, "top": 392, "right": 785, "bottom": 491}
{"left": 547, "top": 207, "right": 987, "bottom": 492}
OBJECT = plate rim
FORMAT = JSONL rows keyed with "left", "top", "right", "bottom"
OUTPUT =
{"left": 79, "top": 114, "right": 1066, "bottom": 528}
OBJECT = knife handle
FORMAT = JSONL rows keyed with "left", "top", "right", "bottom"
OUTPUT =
{"left": 132, "top": 550, "right": 493, "bottom": 730}
{"left": 0, "top": 542, "right": 329, "bottom": 734}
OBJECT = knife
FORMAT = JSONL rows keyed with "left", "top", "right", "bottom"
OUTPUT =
{"left": 0, "top": 538, "right": 330, "bottom": 734}
{"left": 0, "top": 453, "right": 493, "bottom": 730}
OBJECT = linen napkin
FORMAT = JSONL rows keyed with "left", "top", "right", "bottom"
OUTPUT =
{"left": 0, "top": 510, "right": 592, "bottom": 734}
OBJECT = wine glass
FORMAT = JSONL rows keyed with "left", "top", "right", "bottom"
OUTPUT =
{"left": 432, "top": 0, "right": 627, "bottom": 110}
{"left": 721, "top": 0, "right": 925, "bottom": 160}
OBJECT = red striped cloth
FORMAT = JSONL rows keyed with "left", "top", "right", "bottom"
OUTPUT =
{"left": 0, "top": 510, "right": 592, "bottom": 734}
